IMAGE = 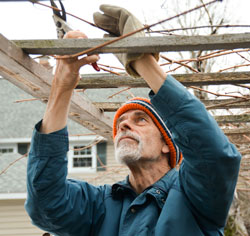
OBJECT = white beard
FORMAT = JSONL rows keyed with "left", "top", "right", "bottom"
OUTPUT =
{"left": 114, "top": 131, "right": 143, "bottom": 165}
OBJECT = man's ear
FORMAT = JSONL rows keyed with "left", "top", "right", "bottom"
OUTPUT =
{"left": 162, "top": 144, "right": 170, "bottom": 154}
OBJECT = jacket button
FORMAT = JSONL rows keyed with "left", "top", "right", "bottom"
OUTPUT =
{"left": 156, "top": 190, "right": 161, "bottom": 194}
{"left": 131, "top": 208, "right": 136, "bottom": 213}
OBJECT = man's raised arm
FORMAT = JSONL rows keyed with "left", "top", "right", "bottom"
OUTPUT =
{"left": 40, "top": 31, "right": 99, "bottom": 134}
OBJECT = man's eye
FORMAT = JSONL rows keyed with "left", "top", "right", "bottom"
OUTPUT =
{"left": 138, "top": 117, "right": 146, "bottom": 122}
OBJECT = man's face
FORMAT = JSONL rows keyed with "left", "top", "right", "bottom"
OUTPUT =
{"left": 114, "top": 109, "right": 169, "bottom": 165}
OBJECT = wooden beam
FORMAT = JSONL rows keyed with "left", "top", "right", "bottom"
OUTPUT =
{"left": 215, "top": 114, "right": 250, "bottom": 123}
{"left": 204, "top": 99, "right": 250, "bottom": 110}
{"left": 93, "top": 99, "right": 250, "bottom": 112}
{"left": 78, "top": 72, "right": 250, "bottom": 88}
{"left": 13, "top": 33, "right": 250, "bottom": 55}
{"left": 223, "top": 128, "right": 250, "bottom": 135}
{"left": 222, "top": 127, "right": 250, "bottom": 145}
{"left": 228, "top": 137, "right": 250, "bottom": 145}
{"left": 0, "top": 34, "right": 113, "bottom": 140}
{"left": 93, "top": 102, "right": 122, "bottom": 112}
{"left": 92, "top": 101, "right": 250, "bottom": 123}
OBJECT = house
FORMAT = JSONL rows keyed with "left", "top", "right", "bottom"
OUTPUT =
{"left": 0, "top": 77, "right": 130, "bottom": 236}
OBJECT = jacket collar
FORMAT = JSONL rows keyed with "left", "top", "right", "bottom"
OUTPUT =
{"left": 111, "top": 168, "right": 178, "bottom": 201}
{"left": 111, "top": 176, "right": 135, "bottom": 199}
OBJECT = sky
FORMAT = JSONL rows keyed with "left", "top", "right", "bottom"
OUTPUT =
{"left": 0, "top": 0, "right": 167, "bottom": 39}
{"left": 1, "top": 0, "right": 250, "bottom": 40}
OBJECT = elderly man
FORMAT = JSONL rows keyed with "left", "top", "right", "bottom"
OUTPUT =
{"left": 25, "top": 5, "right": 241, "bottom": 236}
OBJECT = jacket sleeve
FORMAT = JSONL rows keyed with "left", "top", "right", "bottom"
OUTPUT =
{"left": 25, "top": 120, "right": 106, "bottom": 236}
{"left": 150, "top": 75, "right": 241, "bottom": 229}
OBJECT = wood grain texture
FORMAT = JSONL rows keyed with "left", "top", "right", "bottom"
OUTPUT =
{"left": 13, "top": 33, "right": 250, "bottom": 55}
{"left": 78, "top": 72, "right": 250, "bottom": 88}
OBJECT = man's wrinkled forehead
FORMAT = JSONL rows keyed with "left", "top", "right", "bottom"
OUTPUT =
{"left": 116, "top": 109, "right": 152, "bottom": 127}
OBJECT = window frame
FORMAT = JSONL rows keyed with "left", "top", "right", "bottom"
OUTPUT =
{"left": 0, "top": 143, "right": 17, "bottom": 154}
{"left": 68, "top": 142, "right": 97, "bottom": 173}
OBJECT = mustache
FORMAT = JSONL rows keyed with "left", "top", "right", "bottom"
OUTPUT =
{"left": 115, "top": 131, "right": 140, "bottom": 146}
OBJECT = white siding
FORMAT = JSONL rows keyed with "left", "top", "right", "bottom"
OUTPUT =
{"left": 0, "top": 199, "right": 46, "bottom": 236}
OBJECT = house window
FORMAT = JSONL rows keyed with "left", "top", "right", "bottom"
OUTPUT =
{"left": 73, "top": 146, "right": 92, "bottom": 168}
{"left": 68, "top": 143, "right": 97, "bottom": 173}
{"left": 0, "top": 143, "right": 17, "bottom": 154}
{"left": 0, "top": 148, "right": 14, "bottom": 154}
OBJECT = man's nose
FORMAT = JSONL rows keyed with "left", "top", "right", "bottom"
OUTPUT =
{"left": 119, "top": 119, "right": 132, "bottom": 132}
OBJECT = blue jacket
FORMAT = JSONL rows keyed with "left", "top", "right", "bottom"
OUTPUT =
{"left": 25, "top": 75, "right": 241, "bottom": 236}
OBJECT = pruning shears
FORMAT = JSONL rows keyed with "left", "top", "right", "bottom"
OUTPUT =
{"left": 50, "top": 0, "right": 100, "bottom": 71}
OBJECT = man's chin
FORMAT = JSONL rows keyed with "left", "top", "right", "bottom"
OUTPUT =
{"left": 115, "top": 148, "right": 141, "bottom": 165}
{"left": 115, "top": 139, "right": 142, "bottom": 165}
{"left": 117, "top": 155, "right": 141, "bottom": 165}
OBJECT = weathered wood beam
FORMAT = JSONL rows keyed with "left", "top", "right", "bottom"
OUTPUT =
{"left": 93, "top": 102, "right": 122, "bottom": 112}
{"left": 229, "top": 136, "right": 250, "bottom": 145}
{"left": 13, "top": 33, "right": 250, "bottom": 55}
{"left": 78, "top": 72, "right": 250, "bottom": 88}
{"left": 0, "top": 34, "right": 113, "bottom": 140}
{"left": 204, "top": 99, "right": 250, "bottom": 110}
{"left": 93, "top": 99, "right": 250, "bottom": 112}
{"left": 92, "top": 101, "right": 250, "bottom": 123}
{"left": 223, "top": 128, "right": 250, "bottom": 135}
{"left": 224, "top": 128, "right": 250, "bottom": 145}
{"left": 215, "top": 114, "right": 250, "bottom": 123}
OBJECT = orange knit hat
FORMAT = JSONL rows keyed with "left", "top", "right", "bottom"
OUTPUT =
{"left": 113, "top": 97, "right": 183, "bottom": 168}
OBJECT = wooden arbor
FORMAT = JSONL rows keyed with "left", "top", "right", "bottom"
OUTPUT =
{"left": 0, "top": 33, "right": 250, "bottom": 142}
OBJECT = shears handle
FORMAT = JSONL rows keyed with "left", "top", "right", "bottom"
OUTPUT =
{"left": 92, "top": 62, "right": 100, "bottom": 71}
